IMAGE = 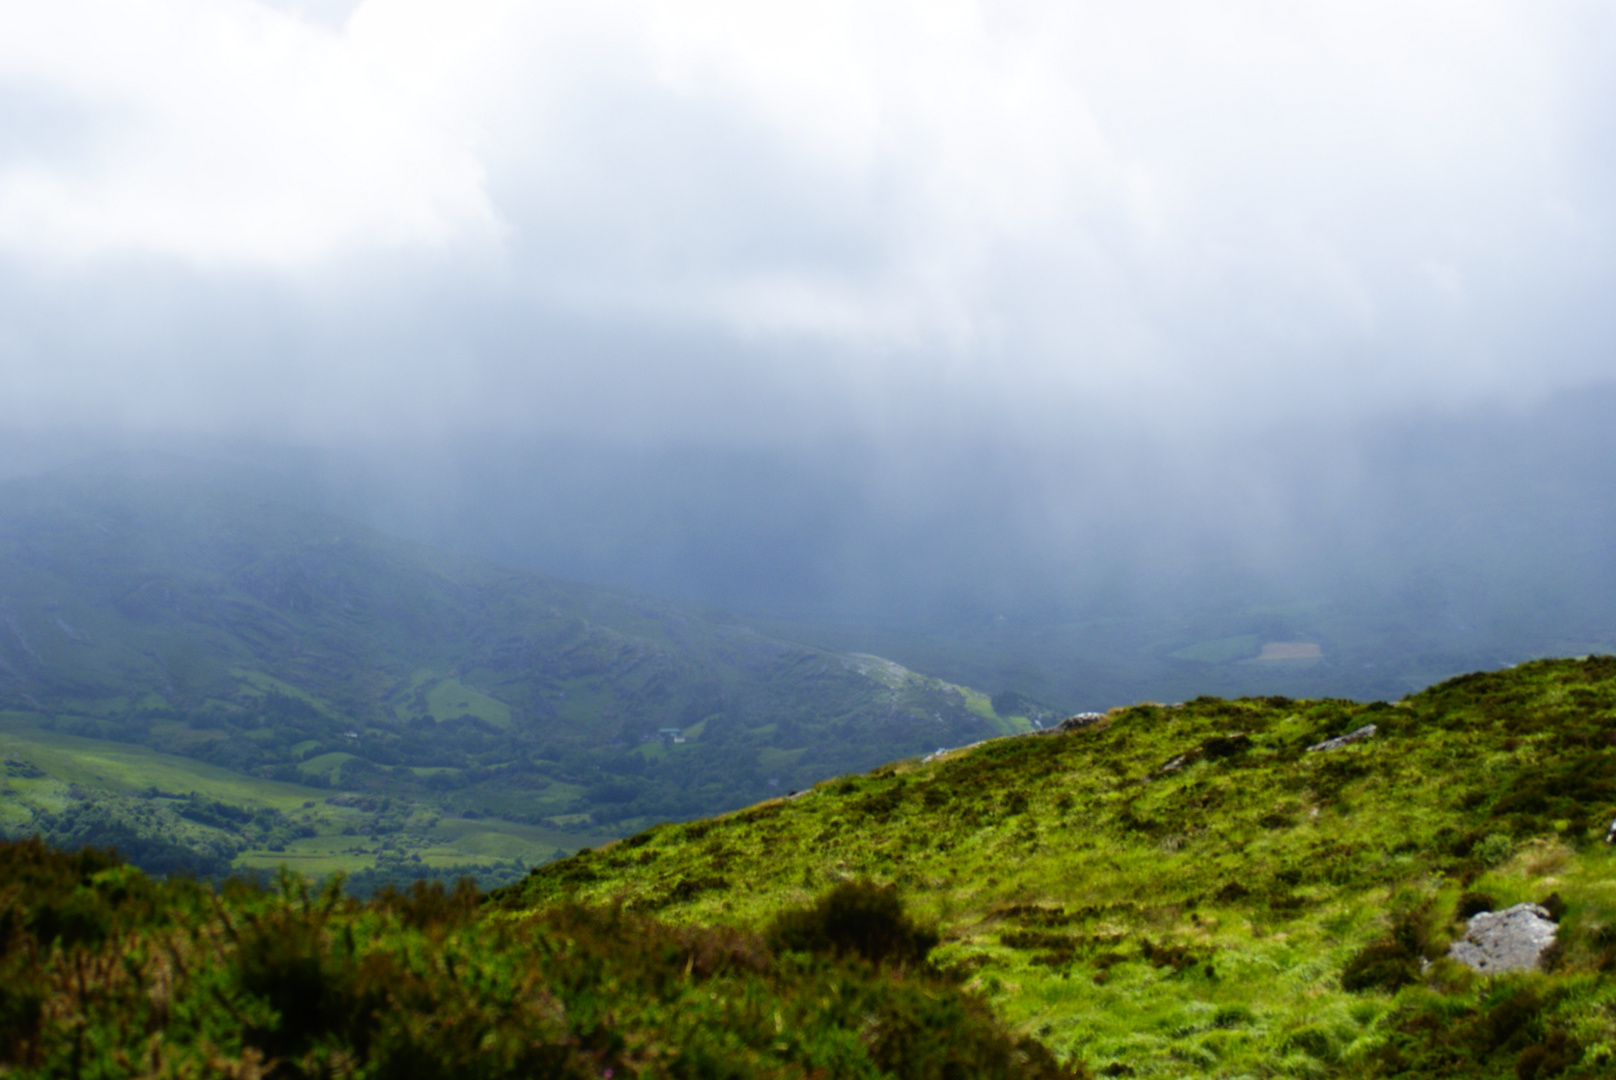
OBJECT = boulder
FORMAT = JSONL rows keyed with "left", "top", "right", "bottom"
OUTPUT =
{"left": 1447, "top": 903, "right": 1558, "bottom": 974}
{"left": 1053, "top": 712, "right": 1104, "bottom": 733}
{"left": 1307, "top": 723, "right": 1377, "bottom": 753}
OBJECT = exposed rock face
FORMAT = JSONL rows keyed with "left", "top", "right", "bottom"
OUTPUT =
{"left": 1307, "top": 723, "right": 1378, "bottom": 753}
{"left": 1448, "top": 903, "right": 1559, "bottom": 974}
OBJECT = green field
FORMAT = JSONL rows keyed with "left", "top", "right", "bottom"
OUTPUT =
{"left": 1, "top": 714, "right": 329, "bottom": 810}
{"left": 0, "top": 714, "right": 593, "bottom": 887}
{"left": 421, "top": 676, "right": 513, "bottom": 727}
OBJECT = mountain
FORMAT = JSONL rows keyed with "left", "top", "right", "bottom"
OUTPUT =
{"left": 496, "top": 656, "right": 1616, "bottom": 1078}
{"left": 0, "top": 468, "right": 1033, "bottom": 886}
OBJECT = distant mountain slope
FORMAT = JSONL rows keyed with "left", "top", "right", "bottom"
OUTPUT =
{"left": 0, "top": 469, "right": 1033, "bottom": 881}
{"left": 500, "top": 657, "right": 1616, "bottom": 1078}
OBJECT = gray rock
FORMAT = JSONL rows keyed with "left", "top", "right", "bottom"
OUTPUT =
{"left": 1307, "top": 723, "right": 1378, "bottom": 753}
{"left": 1447, "top": 903, "right": 1558, "bottom": 974}
{"left": 1053, "top": 712, "right": 1104, "bottom": 733}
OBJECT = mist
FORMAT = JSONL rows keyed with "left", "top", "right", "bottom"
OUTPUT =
{"left": 2, "top": 1, "right": 1615, "bottom": 705}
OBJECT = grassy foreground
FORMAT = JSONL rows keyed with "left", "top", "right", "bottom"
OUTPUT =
{"left": 497, "top": 657, "right": 1616, "bottom": 1078}
{"left": 0, "top": 840, "right": 1076, "bottom": 1079}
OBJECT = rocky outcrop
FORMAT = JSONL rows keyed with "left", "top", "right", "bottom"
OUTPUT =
{"left": 1053, "top": 712, "right": 1104, "bottom": 733}
{"left": 1307, "top": 723, "right": 1377, "bottom": 753}
{"left": 1448, "top": 903, "right": 1558, "bottom": 973}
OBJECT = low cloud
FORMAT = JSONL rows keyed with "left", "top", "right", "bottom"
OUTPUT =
{"left": 2, "top": 2, "right": 1615, "bottom": 646}
{"left": 0, "top": 2, "right": 1611, "bottom": 431}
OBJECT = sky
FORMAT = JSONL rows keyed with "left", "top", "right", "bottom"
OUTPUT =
{"left": 2, "top": 1, "right": 1615, "bottom": 659}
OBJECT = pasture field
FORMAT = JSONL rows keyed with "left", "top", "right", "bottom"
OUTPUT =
{"left": 0, "top": 713, "right": 593, "bottom": 886}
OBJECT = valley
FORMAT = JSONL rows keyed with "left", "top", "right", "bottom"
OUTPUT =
{"left": 0, "top": 470, "right": 1034, "bottom": 886}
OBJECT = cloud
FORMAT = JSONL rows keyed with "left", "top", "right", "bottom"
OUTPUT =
{"left": 0, "top": 0, "right": 497, "bottom": 264}
{"left": 0, "top": 0, "right": 1611, "bottom": 438}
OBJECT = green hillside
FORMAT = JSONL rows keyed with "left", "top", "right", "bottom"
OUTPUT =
{"left": 0, "top": 471, "right": 1030, "bottom": 885}
{"left": 497, "top": 656, "right": 1616, "bottom": 1078}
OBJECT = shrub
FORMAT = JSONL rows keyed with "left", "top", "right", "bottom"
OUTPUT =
{"left": 372, "top": 877, "right": 482, "bottom": 930}
{"left": 1202, "top": 734, "right": 1252, "bottom": 760}
{"left": 1515, "top": 1030, "right": 1576, "bottom": 1079}
{"left": 767, "top": 881, "right": 939, "bottom": 967}
{"left": 1211, "top": 1004, "right": 1255, "bottom": 1028}
{"left": 1475, "top": 834, "right": 1516, "bottom": 867}
{"left": 1342, "top": 940, "right": 1420, "bottom": 993}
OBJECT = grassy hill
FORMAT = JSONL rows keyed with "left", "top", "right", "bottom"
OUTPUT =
{"left": 496, "top": 656, "right": 1616, "bottom": 1078}
{"left": 0, "top": 469, "right": 1032, "bottom": 886}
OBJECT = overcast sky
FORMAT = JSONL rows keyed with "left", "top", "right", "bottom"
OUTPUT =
{"left": 2, "top": 2, "right": 1615, "bottom": 638}
{"left": 3, "top": 1, "right": 1613, "bottom": 436}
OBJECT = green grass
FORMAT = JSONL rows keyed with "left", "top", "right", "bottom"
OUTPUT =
{"left": 233, "top": 669, "right": 345, "bottom": 719}
{"left": 759, "top": 747, "right": 808, "bottom": 772}
{"left": 0, "top": 716, "right": 589, "bottom": 884}
{"left": 1171, "top": 634, "right": 1262, "bottom": 663}
{"left": 423, "top": 676, "right": 512, "bottom": 727}
{"left": 498, "top": 657, "right": 1616, "bottom": 1078}
{"left": 296, "top": 750, "right": 356, "bottom": 778}
{"left": 0, "top": 716, "right": 328, "bottom": 811}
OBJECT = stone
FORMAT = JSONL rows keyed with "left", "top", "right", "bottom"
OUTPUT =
{"left": 1447, "top": 903, "right": 1558, "bottom": 974}
{"left": 1054, "top": 712, "right": 1104, "bottom": 733}
{"left": 1307, "top": 723, "right": 1378, "bottom": 753}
